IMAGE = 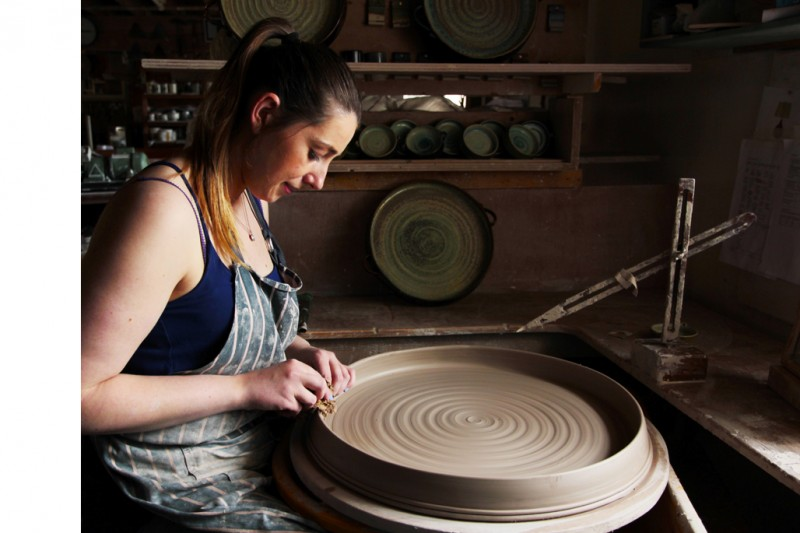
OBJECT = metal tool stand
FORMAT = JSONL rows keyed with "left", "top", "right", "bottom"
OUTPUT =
{"left": 632, "top": 178, "right": 709, "bottom": 384}
{"left": 517, "top": 177, "right": 757, "bottom": 384}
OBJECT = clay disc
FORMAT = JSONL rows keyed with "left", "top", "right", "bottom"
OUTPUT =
{"left": 289, "top": 419, "right": 670, "bottom": 533}
{"left": 293, "top": 346, "right": 667, "bottom": 525}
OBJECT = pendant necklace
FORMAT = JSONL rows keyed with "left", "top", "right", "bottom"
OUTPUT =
{"left": 235, "top": 195, "right": 256, "bottom": 241}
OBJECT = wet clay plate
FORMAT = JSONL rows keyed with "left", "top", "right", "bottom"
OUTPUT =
{"left": 291, "top": 346, "right": 669, "bottom": 530}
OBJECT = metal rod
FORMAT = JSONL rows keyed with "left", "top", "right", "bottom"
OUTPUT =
{"left": 517, "top": 211, "right": 756, "bottom": 332}
{"left": 662, "top": 178, "right": 695, "bottom": 343}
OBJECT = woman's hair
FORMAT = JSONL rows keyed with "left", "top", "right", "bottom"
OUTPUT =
{"left": 185, "top": 17, "right": 361, "bottom": 264}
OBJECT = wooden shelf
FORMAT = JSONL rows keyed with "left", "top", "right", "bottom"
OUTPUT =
{"left": 81, "top": 94, "right": 125, "bottom": 102}
{"left": 142, "top": 59, "right": 690, "bottom": 96}
{"left": 141, "top": 58, "right": 691, "bottom": 76}
{"left": 579, "top": 154, "right": 661, "bottom": 165}
{"left": 80, "top": 167, "right": 581, "bottom": 202}
{"left": 82, "top": 190, "right": 118, "bottom": 204}
{"left": 134, "top": 58, "right": 690, "bottom": 190}
{"left": 641, "top": 15, "right": 800, "bottom": 49}
{"left": 143, "top": 93, "right": 203, "bottom": 101}
{"left": 324, "top": 168, "right": 581, "bottom": 191}
{"left": 330, "top": 158, "right": 573, "bottom": 173}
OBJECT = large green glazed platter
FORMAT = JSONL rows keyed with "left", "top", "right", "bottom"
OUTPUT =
{"left": 370, "top": 181, "right": 493, "bottom": 303}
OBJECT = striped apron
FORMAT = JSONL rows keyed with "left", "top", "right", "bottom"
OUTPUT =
{"left": 94, "top": 263, "right": 323, "bottom": 532}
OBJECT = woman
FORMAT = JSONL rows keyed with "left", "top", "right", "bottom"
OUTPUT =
{"left": 81, "top": 18, "right": 360, "bottom": 531}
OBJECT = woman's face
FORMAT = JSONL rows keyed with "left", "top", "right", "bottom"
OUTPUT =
{"left": 243, "top": 109, "right": 358, "bottom": 203}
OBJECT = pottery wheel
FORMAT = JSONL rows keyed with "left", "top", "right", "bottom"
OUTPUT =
{"left": 290, "top": 346, "right": 669, "bottom": 530}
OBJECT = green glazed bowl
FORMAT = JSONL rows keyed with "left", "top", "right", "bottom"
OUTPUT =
{"left": 405, "top": 125, "right": 445, "bottom": 157}
{"left": 504, "top": 124, "right": 539, "bottom": 159}
{"left": 462, "top": 124, "right": 499, "bottom": 158}
{"left": 359, "top": 124, "right": 397, "bottom": 159}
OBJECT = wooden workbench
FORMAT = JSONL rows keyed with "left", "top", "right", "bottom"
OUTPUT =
{"left": 301, "top": 289, "right": 800, "bottom": 498}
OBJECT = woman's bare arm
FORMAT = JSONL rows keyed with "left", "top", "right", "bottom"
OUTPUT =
{"left": 81, "top": 179, "right": 329, "bottom": 434}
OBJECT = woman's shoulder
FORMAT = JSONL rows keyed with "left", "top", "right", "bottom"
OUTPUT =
{"left": 112, "top": 158, "right": 194, "bottom": 210}
{"left": 95, "top": 158, "right": 202, "bottom": 250}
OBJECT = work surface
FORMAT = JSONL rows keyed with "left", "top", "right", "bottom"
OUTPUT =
{"left": 302, "top": 289, "right": 800, "bottom": 497}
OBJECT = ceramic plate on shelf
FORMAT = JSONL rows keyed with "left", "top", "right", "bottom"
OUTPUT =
{"left": 369, "top": 181, "right": 493, "bottom": 303}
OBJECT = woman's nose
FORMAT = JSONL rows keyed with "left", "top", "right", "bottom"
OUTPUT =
{"left": 304, "top": 170, "right": 327, "bottom": 190}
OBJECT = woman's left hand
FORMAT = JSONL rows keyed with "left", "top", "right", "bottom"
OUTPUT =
{"left": 285, "top": 337, "right": 356, "bottom": 397}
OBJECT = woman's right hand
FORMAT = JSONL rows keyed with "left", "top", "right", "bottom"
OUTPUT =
{"left": 240, "top": 359, "right": 332, "bottom": 415}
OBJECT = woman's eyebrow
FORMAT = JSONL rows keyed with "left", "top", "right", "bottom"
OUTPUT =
{"left": 315, "top": 140, "right": 340, "bottom": 157}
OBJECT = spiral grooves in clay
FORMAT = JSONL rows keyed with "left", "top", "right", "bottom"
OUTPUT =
{"left": 297, "top": 346, "right": 663, "bottom": 524}
{"left": 329, "top": 365, "right": 617, "bottom": 477}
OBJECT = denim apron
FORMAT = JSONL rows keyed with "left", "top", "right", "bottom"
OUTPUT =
{"left": 94, "top": 177, "right": 322, "bottom": 532}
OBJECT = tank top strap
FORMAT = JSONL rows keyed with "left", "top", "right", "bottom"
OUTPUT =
{"left": 134, "top": 161, "right": 208, "bottom": 264}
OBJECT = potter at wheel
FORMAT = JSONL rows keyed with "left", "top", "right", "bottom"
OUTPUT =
{"left": 288, "top": 346, "right": 670, "bottom": 531}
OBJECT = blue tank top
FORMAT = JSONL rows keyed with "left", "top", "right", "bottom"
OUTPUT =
{"left": 123, "top": 161, "right": 280, "bottom": 375}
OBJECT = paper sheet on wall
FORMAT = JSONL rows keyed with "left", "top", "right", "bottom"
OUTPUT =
{"left": 720, "top": 138, "right": 800, "bottom": 284}
{"left": 753, "top": 86, "right": 799, "bottom": 140}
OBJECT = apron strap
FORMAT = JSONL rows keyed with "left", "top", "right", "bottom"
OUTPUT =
{"left": 245, "top": 189, "right": 288, "bottom": 268}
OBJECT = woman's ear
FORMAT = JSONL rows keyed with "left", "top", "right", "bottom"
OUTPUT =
{"left": 250, "top": 92, "right": 281, "bottom": 134}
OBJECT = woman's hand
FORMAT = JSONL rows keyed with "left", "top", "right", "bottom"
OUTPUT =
{"left": 285, "top": 337, "right": 356, "bottom": 397}
{"left": 239, "top": 359, "right": 335, "bottom": 416}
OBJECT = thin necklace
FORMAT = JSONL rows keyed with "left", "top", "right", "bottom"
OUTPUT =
{"left": 235, "top": 194, "right": 256, "bottom": 241}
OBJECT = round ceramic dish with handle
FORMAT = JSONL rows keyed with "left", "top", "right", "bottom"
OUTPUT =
{"left": 368, "top": 181, "right": 494, "bottom": 303}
